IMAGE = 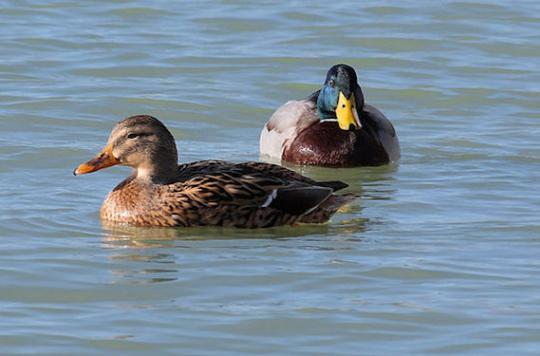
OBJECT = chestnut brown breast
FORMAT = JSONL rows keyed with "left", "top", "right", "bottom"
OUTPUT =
{"left": 282, "top": 121, "right": 389, "bottom": 167}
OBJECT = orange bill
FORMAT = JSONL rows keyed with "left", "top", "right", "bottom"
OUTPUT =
{"left": 73, "top": 143, "right": 120, "bottom": 176}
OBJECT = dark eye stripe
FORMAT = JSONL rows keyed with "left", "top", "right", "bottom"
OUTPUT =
{"left": 127, "top": 132, "right": 151, "bottom": 139}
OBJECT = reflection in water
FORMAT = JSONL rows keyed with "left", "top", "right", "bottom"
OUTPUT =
{"left": 101, "top": 218, "right": 372, "bottom": 284}
{"left": 101, "top": 221, "right": 365, "bottom": 244}
{"left": 102, "top": 228, "right": 180, "bottom": 284}
{"left": 105, "top": 247, "right": 179, "bottom": 284}
{"left": 100, "top": 165, "right": 396, "bottom": 284}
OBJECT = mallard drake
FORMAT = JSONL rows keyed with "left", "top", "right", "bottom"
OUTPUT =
{"left": 260, "top": 64, "right": 400, "bottom": 167}
{"left": 74, "top": 115, "right": 356, "bottom": 228}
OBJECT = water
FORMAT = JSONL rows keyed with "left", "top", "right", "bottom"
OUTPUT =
{"left": 1, "top": 0, "right": 540, "bottom": 354}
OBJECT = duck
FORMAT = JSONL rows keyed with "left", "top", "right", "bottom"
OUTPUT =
{"left": 74, "top": 115, "right": 356, "bottom": 228}
{"left": 260, "top": 64, "right": 400, "bottom": 167}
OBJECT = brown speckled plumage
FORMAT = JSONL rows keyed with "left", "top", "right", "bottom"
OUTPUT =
{"left": 75, "top": 115, "right": 356, "bottom": 228}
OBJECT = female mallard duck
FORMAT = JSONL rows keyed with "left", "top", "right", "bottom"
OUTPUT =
{"left": 74, "top": 115, "right": 356, "bottom": 228}
{"left": 260, "top": 64, "right": 400, "bottom": 167}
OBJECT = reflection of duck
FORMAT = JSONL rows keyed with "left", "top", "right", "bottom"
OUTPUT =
{"left": 74, "top": 115, "right": 356, "bottom": 228}
{"left": 102, "top": 214, "right": 368, "bottom": 242}
{"left": 260, "top": 64, "right": 400, "bottom": 167}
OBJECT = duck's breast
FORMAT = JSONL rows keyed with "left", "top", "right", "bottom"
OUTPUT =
{"left": 282, "top": 121, "right": 389, "bottom": 167}
{"left": 99, "top": 178, "right": 173, "bottom": 226}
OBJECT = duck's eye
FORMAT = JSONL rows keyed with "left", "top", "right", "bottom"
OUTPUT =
{"left": 328, "top": 79, "right": 336, "bottom": 88}
{"left": 127, "top": 133, "right": 141, "bottom": 139}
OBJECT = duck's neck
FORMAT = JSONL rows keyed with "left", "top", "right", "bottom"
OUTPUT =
{"left": 134, "top": 161, "right": 178, "bottom": 184}
{"left": 318, "top": 108, "right": 337, "bottom": 121}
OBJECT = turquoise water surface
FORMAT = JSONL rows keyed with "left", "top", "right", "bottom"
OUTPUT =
{"left": 1, "top": 1, "right": 540, "bottom": 354}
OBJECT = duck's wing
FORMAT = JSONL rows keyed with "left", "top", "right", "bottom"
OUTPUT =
{"left": 236, "top": 161, "right": 349, "bottom": 191}
{"left": 260, "top": 91, "right": 320, "bottom": 160}
{"left": 163, "top": 168, "right": 338, "bottom": 227}
{"left": 177, "top": 159, "right": 349, "bottom": 192}
{"left": 362, "top": 104, "right": 401, "bottom": 162}
{"left": 176, "top": 160, "right": 313, "bottom": 185}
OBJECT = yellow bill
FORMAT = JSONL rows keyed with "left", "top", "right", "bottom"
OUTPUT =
{"left": 336, "top": 91, "right": 361, "bottom": 130}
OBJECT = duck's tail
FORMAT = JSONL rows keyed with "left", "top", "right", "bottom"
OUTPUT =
{"left": 299, "top": 193, "right": 358, "bottom": 224}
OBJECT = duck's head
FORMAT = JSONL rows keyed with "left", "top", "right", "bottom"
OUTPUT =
{"left": 316, "top": 64, "right": 364, "bottom": 131}
{"left": 74, "top": 115, "right": 178, "bottom": 183}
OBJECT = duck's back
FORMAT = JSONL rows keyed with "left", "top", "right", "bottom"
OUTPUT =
{"left": 176, "top": 160, "right": 318, "bottom": 185}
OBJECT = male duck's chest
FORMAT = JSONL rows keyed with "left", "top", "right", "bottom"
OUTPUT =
{"left": 283, "top": 121, "right": 388, "bottom": 167}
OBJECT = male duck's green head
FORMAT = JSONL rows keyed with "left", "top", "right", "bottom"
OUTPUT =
{"left": 317, "top": 64, "right": 364, "bottom": 130}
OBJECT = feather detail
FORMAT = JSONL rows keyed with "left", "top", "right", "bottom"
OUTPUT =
{"left": 100, "top": 160, "right": 353, "bottom": 228}
{"left": 259, "top": 98, "right": 319, "bottom": 159}
{"left": 80, "top": 115, "right": 355, "bottom": 228}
